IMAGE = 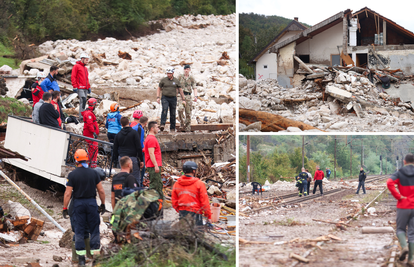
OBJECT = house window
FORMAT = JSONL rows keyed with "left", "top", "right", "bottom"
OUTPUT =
{"left": 298, "top": 55, "right": 310, "bottom": 63}
{"left": 264, "top": 65, "right": 268, "bottom": 69}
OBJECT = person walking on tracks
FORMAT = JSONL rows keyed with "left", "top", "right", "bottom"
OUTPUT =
{"left": 387, "top": 153, "right": 414, "bottom": 264}
{"left": 177, "top": 65, "right": 197, "bottom": 132}
{"left": 63, "top": 149, "right": 106, "bottom": 266}
{"left": 82, "top": 98, "right": 99, "bottom": 168}
{"left": 297, "top": 168, "right": 308, "bottom": 197}
{"left": 171, "top": 161, "right": 211, "bottom": 227}
{"left": 143, "top": 121, "right": 164, "bottom": 200}
{"left": 313, "top": 165, "right": 324, "bottom": 196}
{"left": 156, "top": 67, "right": 186, "bottom": 132}
{"left": 71, "top": 53, "right": 91, "bottom": 120}
{"left": 356, "top": 167, "right": 367, "bottom": 194}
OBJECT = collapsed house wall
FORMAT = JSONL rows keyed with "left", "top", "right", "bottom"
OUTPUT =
{"left": 376, "top": 49, "right": 414, "bottom": 75}
{"left": 277, "top": 42, "right": 296, "bottom": 88}
{"left": 255, "top": 31, "right": 301, "bottom": 81}
{"left": 296, "top": 23, "right": 343, "bottom": 65}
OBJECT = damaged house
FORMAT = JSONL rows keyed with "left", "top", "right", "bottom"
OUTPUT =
{"left": 250, "top": 7, "right": 414, "bottom": 87}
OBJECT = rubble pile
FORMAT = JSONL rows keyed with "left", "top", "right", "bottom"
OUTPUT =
{"left": 239, "top": 65, "right": 414, "bottom": 132}
{"left": 31, "top": 14, "right": 236, "bottom": 123}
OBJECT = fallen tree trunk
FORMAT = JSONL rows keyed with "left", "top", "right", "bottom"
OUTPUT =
{"left": 361, "top": 227, "right": 394, "bottom": 234}
{"left": 239, "top": 109, "right": 324, "bottom": 132}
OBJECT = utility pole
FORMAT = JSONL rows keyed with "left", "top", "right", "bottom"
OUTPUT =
{"left": 380, "top": 154, "right": 383, "bottom": 175}
{"left": 334, "top": 135, "right": 337, "bottom": 179}
{"left": 361, "top": 140, "right": 364, "bottom": 167}
{"left": 247, "top": 135, "right": 250, "bottom": 183}
{"left": 350, "top": 137, "right": 353, "bottom": 177}
{"left": 302, "top": 136, "right": 305, "bottom": 168}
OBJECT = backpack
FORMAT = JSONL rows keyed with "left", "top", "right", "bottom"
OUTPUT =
{"left": 122, "top": 188, "right": 162, "bottom": 220}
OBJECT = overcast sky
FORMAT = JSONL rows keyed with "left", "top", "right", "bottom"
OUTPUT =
{"left": 239, "top": 0, "right": 414, "bottom": 33}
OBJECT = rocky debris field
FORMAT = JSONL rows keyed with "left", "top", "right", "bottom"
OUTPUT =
{"left": 32, "top": 14, "right": 236, "bottom": 125}
{"left": 239, "top": 64, "right": 414, "bottom": 132}
{"left": 239, "top": 180, "right": 397, "bottom": 267}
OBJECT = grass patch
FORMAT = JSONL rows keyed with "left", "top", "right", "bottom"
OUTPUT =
{"left": 263, "top": 217, "right": 304, "bottom": 226}
{"left": 0, "top": 42, "right": 21, "bottom": 69}
{"left": 39, "top": 240, "right": 50, "bottom": 244}
{"left": 0, "top": 96, "right": 32, "bottom": 123}
{"left": 97, "top": 241, "right": 235, "bottom": 267}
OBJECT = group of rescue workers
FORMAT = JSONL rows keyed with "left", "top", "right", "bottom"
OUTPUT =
{"left": 295, "top": 166, "right": 325, "bottom": 197}
{"left": 27, "top": 53, "right": 211, "bottom": 265}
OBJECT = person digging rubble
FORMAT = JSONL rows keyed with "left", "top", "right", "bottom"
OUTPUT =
{"left": 41, "top": 65, "right": 60, "bottom": 93}
{"left": 313, "top": 165, "right": 324, "bottom": 196}
{"left": 356, "top": 167, "right": 367, "bottom": 194}
{"left": 297, "top": 167, "right": 308, "bottom": 197}
{"left": 71, "top": 53, "right": 91, "bottom": 120}
{"left": 171, "top": 161, "right": 211, "bottom": 227}
{"left": 251, "top": 181, "right": 262, "bottom": 195}
{"left": 82, "top": 98, "right": 99, "bottom": 168}
{"left": 130, "top": 110, "right": 143, "bottom": 128}
{"left": 177, "top": 65, "right": 197, "bottom": 132}
{"left": 111, "top": 156, "right": 138, "bottom": 209}
{"left": 143, "top": 121, "right": 164, "bottom": 200}
{"left": 39, "top": 92, "right": 60, "bottom": 129}
{"left": 31, "top": 72, "right": 46, "bottom": 108}
{"left": 113, "top": 117, "right": 144, "bottom": 186}
{"left": 157, "top": 67, "right": 186, "bottom": 133}
{"left": 133, "top": 116, "right": 149, "bottom": 185}
{"left": 387, "top": 154, "right": 414, "bottom": 265}
{"left": 63, "top": 149, "right": 106, "bottom": 266}
{"left": 105, "top": 102, "right": 122, "bottom": 143}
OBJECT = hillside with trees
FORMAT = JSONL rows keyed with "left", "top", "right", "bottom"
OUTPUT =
{"left": 239, "top": 12, "right": 309, "bottom": 79}
{"left": 239, "top": 135, "right": 412, "bottom": 185}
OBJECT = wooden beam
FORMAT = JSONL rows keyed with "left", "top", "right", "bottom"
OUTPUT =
{"left": 294, "top": 56, "right": 313, "bottom": 73}
{"left": 362, "top": 227, "right": 394, "bottom": 234}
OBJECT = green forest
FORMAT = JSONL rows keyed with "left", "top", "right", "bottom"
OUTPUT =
{"left": 239, "top": 13, "right": 309, "bottom": 79}
{"left": 239, "top": 135, "right": 414, "bottom": 185}
{"left": 0, "top": 0, "right": 235, "bottom": 61}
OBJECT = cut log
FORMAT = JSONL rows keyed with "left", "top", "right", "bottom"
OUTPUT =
{"left": 239, "top": 109, "right": 324, "bottom": 132}
{"left": 26, "top": 218, "right": 44, "bottom": 241}
{"left": 362, "top": 227, "right": 394, "bottom": 234}
{"left": 290, "top": 252, "right": 310, "bottom": 263}
{"left": 294, "top": 56, "right": 314, "bottom": 74}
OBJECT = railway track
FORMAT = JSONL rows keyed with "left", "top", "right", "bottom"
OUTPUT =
{"left": 247, "top": 174, "right": 389, "bottom": 213}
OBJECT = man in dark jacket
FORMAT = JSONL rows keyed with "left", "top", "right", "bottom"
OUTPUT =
{"left": 113, "top": 117, "right": 144, "bottom": 186}
{"left": 387, "top": 154, "right": 414, "bottom": 264}
{"left": 297, "top": 167, "right": 308, "bottom": 197}
{"left": 39, "top": 92, "right": 60, "bottom": 128}
{"left": 356, "top": 167, "right": 367, "bottom": 194}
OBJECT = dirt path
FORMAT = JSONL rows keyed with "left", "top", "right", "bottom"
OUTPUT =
{"left": 239, "top": 180, "right": 397, "bottom": 267}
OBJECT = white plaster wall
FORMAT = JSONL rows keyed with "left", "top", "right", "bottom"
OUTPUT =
{"left": 256, "top": 52, "right": 277, "bottom": 81}
{"left": 377, "top": 50, "right": 414, "bottom": 75}
{"left": 297, "top": 23, "right": 343, "bottom": 64}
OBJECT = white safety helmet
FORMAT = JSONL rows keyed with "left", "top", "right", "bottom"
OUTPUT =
{"left": 166, "top": 67, "right": 175, "bottom": 74}
{"left": 36, "top": 72, "right": 46, "bottom": 80}
{"left": 80, "top": 52, "right": 90, "bottom": 59}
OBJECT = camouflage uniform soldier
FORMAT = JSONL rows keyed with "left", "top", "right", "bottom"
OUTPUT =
{"left": 177, "top": 65, "right": 197, "bottom": 132}
{"left": 111, "top": 189, "right": 161, "bottom": 240}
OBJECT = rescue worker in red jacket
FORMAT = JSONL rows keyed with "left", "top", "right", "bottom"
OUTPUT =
{"left": 313, "top": 165, "right": 324, "bottom": 196}
{"left": 71, "top": 53, "right": 91, "bottom": 120}
{"left": 387, "top": 154, "right": 414, "bottom": 264}
{"left": 171, "top": 161, "right": 211, "bottom": 227}
{"left": 82, "top": 98, "right": 99, "bottom": 168}
{"left": 31, "top": 72, "right": 46, "bottom": 107}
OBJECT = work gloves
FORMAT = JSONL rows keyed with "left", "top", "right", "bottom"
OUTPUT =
{"left": 73, "top": 88, "right": 78, "bottom": 93}
{"left": 98, "top": 204, "right": 106, "bottom": 215}
{"left": 88, "top": 88, "right": 91, "bottom": 94}
{"left": 93, "top": 132, "right": 98, "bottom": 139}
{"left": 63, "top": 208, "right": 69, "bottom": 219}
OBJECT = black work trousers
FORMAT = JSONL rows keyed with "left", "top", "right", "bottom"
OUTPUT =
{"left": 356, "top": 180, "right": 366, "bottom": 194}
{"left": 161, "top": 96, "right": 177, "bottom": 130}
{"left": 313, "top": 180, "right": 323, "bottom": 195}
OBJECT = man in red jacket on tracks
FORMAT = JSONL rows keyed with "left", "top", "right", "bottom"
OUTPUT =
{"left": 387, "top": 153, "right": 414, "bottom": 265}
{"left": 82, "top": 98, "right": 99, "bottom": 168}
{"left": 172, "top": 161, "right": 211, "bottom": 228}
{"left": 313, "top": 165, "right": 324, "bottom": 196}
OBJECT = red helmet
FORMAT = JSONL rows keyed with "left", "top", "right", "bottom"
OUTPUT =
{"left": 88, "top": 98, "right": 97, "bottom": 110}
{"left": 133, "top": 110, "right": 143, "bottom": 119}
{"left": 110, "top": 103, "right": 119, "bottom": 112}
{"left": 74, "top": 149, "right": 88, "bottom": 162}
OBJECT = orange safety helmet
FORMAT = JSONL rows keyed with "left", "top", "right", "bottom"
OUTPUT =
{"left": 110, "top": 102, "right": 119, "bottom": 112}
{"left": 87, "top": 98, "right": 97, "bottom": 110}
{"left": 74, "top": 149, "right": 88, "bottom": 162}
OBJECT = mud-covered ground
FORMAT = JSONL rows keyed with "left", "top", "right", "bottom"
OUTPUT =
{"left": 239, "top": 180, "right": 398, "bottom": 267}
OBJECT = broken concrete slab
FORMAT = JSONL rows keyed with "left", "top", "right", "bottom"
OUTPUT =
{"left": 325, "top": 85, "right": 353, "bottom": 101}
